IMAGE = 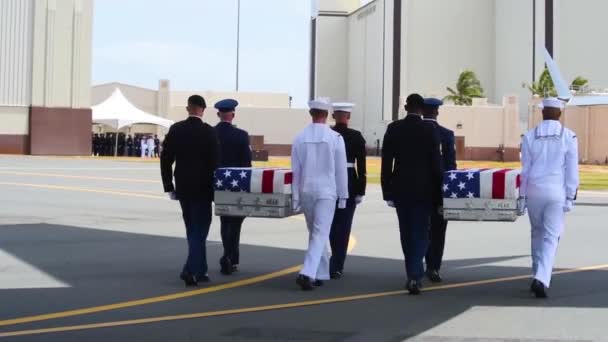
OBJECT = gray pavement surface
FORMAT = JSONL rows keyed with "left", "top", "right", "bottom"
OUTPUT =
{"left": 0, "top": 155, "right": 607, "bottom": 341}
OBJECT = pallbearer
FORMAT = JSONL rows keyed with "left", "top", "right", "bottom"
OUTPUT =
{"left": 329, "top": 102, "right": 366, "bottom": 279}
{"left": 214, "top": 98, "right": 252, "bottom": 275}
{"left": 292, "top": 97, "right": 349, "bottom": 291}
{"left": 422, "top": 98, "right": 456, "bottom": 283}
{"left": 520, "top": 98, "right": 579, "bottom": 298}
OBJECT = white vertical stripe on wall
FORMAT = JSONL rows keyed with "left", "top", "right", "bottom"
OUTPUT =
{"left": 0, "top": 0, "right": 34, "bottom": 106}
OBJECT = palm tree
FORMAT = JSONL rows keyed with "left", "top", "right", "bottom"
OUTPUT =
{"left": 571, "top": 76, "right": 589, "bottom": 93}
{"left": 444, "top": 70, "right": 485, "bottom": 106}
{"left": 527, "top": 67, "right": 557, "bottom": 97}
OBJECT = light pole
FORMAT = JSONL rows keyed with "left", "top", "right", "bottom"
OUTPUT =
{"left": 236, "top": 0, "right": 241, "bottom": 92}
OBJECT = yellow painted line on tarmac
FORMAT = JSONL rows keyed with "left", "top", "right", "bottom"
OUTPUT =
{"left": 2, "top": 263, "right": 606, "bottom": 338}
{"left": 0, "top": 265, "right": 302, "bottom": 329}
{"left": 0, "top": 171, "right": 157, "bottom": 184}
{"left": 0, "top": 182, "right": 166, "bottom": 200}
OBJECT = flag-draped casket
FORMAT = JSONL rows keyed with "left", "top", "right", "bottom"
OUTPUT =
{"left": 442, "top": 168, "right": 522, "bottom": 221}
{"left": 213, "top": 167, "right": 298, "bottom": 218}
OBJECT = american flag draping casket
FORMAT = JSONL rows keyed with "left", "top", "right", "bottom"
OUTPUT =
{"left": 442, "top": 168, "right": 523, "bottom": 222}
{"left": 213, "top": 167, "right": 299, "bottom": 218}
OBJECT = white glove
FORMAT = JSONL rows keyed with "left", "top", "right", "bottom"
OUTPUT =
{"left": 168, "top": 192, "right": 178, "bottom": 201}
{"left": 355, "top": 196, "right": 364, "bottom": 205}
{"left": 338, "top": 199, "right": 347, "bottom": 209}
{"left": 292, "top": 200, "right": 301, "bottom": 212}
{"left": 564, "top": 199, "right": 574, "bottom": 213}
{"left": 386, "top": 200, "right": 395, "bottom": 208}
{"left": 517, "top": 198, "right": 527, "bottom": 216}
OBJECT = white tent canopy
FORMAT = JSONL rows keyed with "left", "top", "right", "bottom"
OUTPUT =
{"left": 92, "top": 88, "right": 174, "bottom": 129}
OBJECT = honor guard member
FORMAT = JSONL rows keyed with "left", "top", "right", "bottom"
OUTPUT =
{"left": 214, "top": 99, "right": 252, "bottom": 275}
{"left": 422, "top": 98, "right": 456, "bottom": 283}
{"left": 520, "top": 98, "right": 579, "bottom": 298}
{"left": 329, "top": 102, "right": 367, "bottom": 279}
{"left": 381, "top": 94, "right": 443, "bottom": 295}
{"left": 161, "top": 95, "right": 219, "bottom": 286}
{"left": 292, "top": 97, "right": 349, "bottom": 291}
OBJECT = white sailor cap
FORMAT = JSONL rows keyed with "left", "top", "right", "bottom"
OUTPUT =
{"left": 332, "top": 102, "right": 355, "bottom": 113}
{"left": 308, "top": 97, "right": 332, "bottom": 111}
{"left": 539, "top": 97, "right": 566, "bottom": 110}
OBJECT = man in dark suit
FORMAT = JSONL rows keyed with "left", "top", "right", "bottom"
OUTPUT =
{"left": 214, "top": 99, "right": 252, "bottom": 275}
{"left": 161, "top": 95, "right": 219, "bottom": 286}
{"left": 126, "top": 134, "right": 133, "bottom": 157}
{"left": 423, "top": 98, "right": 457, "bottom": 283}
{"left": 329, "top": 102, "right": 367, "bottom": 280}
{"left": 381, "top": 93, "right": 443, "bottom": 295}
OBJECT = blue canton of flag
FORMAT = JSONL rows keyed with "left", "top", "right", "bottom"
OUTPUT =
{"left": 214, "top": 168, "right": 252, "bottom": 193}
{"left": 443, "top": 170, "right": 480, "bottom": 199}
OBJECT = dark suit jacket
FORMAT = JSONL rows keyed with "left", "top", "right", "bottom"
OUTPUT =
{"left": 161, "top": 116, "right": 219, "bottom": 201}
{"left": 425, "top": 119, "right": 457, "bottom": 171}
{"left": 332, "top": 123, "right": 367, "bottom": 197}
{"left": 215, "top": 122, "right": 252, "bottom": 168}
{"left": 381, "top": 114, "right": 443, "bottom": 206}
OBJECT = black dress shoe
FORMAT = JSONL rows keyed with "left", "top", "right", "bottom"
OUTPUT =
{"left": 296, "top": 275, "right": 315, "bottom": 291}
{"left": 231, "top": 264, "right": 239, "bottom": 273}
{"left": 313, "top": 280, "right": 324, "bottom": 287}
{"left": 531, "top": 279, "right": 548, "bottom": 298}
{"left": 197, "top": 274, "right": 211, "bottom": 283}
{"left": 180, "top": 272, "right": 198, "bottom": 287}
{"left": 426, "top": 269, "right": 443, "bottom": 283}
{"left": 330, "top": 271, "right": 343, "bottom": 280}
{"left": 220, "top": 257, "right": 233, "bottom": 275}
{"left": 406, "top": 279, "right": 422, "bottom": 295}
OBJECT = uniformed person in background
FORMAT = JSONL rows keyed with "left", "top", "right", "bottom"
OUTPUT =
{"left": 214, "top": 98, "right": 252, "bottom": 275}
{"left": 519, "top": 98, "right": 579, "bottom": 298}
{"left": 134, "top": 135, "right": 141, "bottom": 158}
{"left": 92, "top": 134, "right": 99, "bottom": 156}
{"left": 328, "top": 102, "right": 366, "bottom": 280}
{"left": 422, "top": 98, "right": 457, "bottom": 283}
{"left": 292, "top": 97, "right": 349, "bottom": 291}
{"left": 154, "top": 135, "right": 161, "bottom": 158}
{"left": 126, "top": 134, "right": 134, "bottom": 157}
{"left": 118, "top": 133, "right": 126, "bottom": 156}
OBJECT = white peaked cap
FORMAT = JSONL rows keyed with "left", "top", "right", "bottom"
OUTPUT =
{"left": 539, "top": 97, "right": 566, "bottom": 110}
{"left": 308, "top": 97, "right": 332, "bottom": 111}
{"left": 332, "top": 102, "right": 355, "bottom": 112}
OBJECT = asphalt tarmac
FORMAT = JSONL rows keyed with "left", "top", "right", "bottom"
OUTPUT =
{"left": 0, "top": 155, "right": 607, "bottom": 341}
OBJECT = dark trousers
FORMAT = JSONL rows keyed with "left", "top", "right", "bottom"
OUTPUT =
{"left": 179, "top": 199, "right": 212, "bottom": 278}
{"left": 395, "top": 203, "right": 431, "bottom": 281}
{"left": 426, "top": 209, "right": 448, "bottom": 271}
{"left": 220, "top": 216, "right": 245, "bottom": 265}
{"left": 329, "top": 198, "right": 357, "bottom": 273}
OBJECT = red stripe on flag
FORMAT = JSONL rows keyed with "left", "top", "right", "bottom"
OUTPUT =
{"left": 262, "top": 170, "right": 275, "bottom": 193}
{"left": 491, "top": 169, "right": 510, "bottom": 199}
{"left": 516, "top": 174, "right": 521, "bottom": 188}
{"left": 284, "top": 172, "right": 293, "bottom": 185}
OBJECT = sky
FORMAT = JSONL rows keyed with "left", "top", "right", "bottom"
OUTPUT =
{"left": 92, "top": 0, "right": 312, "bottom": 107}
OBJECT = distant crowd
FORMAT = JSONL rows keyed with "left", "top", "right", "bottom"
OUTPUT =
{"left": 92, "top": 133, "right": 161, "bottom": 158}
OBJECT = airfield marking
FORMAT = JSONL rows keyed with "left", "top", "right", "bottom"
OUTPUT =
{"left": 1, "top": 263, "right": 606, "bottom": 338}
{"left": 0, "top": 230, "right": 356, "bottom": 329}
{"left": 0, "top": 171, "right": 158, "bottom": 184}
{"left": 0, "top": 182, "right": 167, "bottom": 201}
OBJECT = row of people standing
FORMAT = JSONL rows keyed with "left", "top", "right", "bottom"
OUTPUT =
{"left": 92, "top": 133, "right": 160, "bottom": 157}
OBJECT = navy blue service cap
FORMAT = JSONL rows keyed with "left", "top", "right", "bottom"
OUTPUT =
{"left": 424, "top": 98, "right": 444, "bottom": 106}
{"left": 214, "top": 99, "right": 239, "bottom": 112}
